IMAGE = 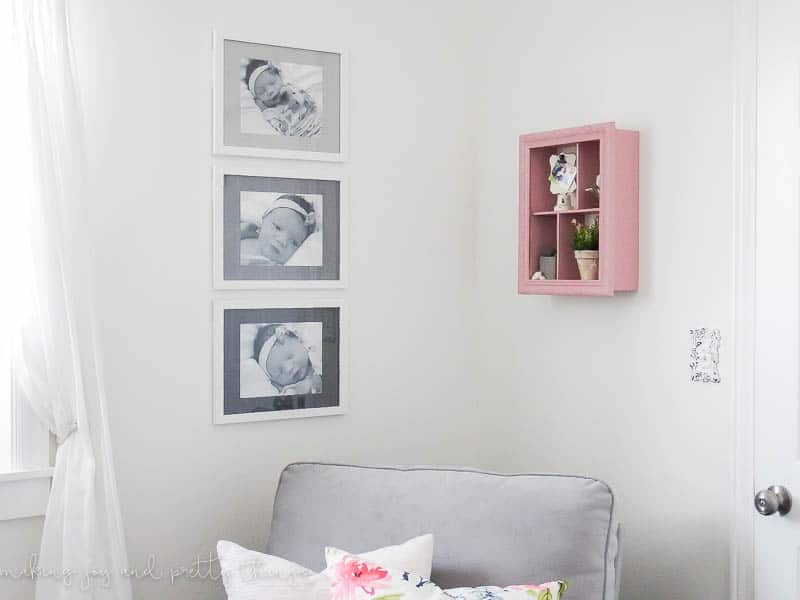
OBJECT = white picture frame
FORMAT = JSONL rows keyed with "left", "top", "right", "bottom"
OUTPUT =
{"left": 212, "top": 161, "right": 348, "bottom": 289}
{"left": 213, "top": 297, "right": 348, "bottom": 424}
{"left": 212, "top": 30, "right": 348, "bottom": 162}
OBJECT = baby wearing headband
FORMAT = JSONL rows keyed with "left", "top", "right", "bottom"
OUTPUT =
{"left": 241, "top": 194, "right": 317, "bottom": 265}
{"left": 243, "top": 59, "right": 321, "bottom": 137}
{"left": 253, "top": 324, "right": 322, "bottom": 396}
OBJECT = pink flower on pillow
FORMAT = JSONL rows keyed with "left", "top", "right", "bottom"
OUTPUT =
{"left": 331, "top": 556, "right": 390, "bottom": 600}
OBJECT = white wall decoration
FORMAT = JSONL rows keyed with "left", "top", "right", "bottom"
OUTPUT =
{"left": 689, "top": 328, "right": 722, "bottom": 383}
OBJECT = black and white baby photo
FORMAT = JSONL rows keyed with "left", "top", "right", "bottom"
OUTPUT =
{"left": 218, "top": 171, "right": 342, "bottom": 286}
{"left": 218, "top": 38, "right": 342, "bottom": 158}
{"left": 239, "top": 191, "right": 323, "bottom": 267}
{"left": 239, "top": 322, "right": 323, "bottom": 399}
{"left": 240, "top": 58, "right": 323, "bottom": 137}
{"left": 216, "top": 303, "right": 342, "bottom": 421}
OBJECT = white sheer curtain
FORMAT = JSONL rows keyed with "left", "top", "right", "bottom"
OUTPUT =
{"left": 5, "top": 0, "right": 133, "bottom": 598}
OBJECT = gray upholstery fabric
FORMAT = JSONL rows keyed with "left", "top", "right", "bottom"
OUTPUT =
{"left": 266, "top": 463, "right": 619, "bottom": 600}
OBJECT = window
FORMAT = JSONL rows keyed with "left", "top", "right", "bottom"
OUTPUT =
{"left": 0, "top": 325, "right": 48, "bottom": 476}
{"left": 0, "top": 358, "right": 8, "bottom": 474}
{"left": 0, "top": 334, "right": 51, "bottom": 522}
{"left": 0, "top": 0, "right": 52, "bottom": 520}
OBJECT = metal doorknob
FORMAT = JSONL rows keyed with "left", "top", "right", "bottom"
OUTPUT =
{"left": 754, "top": 485, "right": 792, "bottom": 516}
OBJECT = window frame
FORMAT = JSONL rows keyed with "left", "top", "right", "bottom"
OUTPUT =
{"left": 0, "top": 389, "right": 52, "bottom": 521}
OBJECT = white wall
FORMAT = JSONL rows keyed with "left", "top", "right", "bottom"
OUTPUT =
{"left": 471, "top": 2, "right": 733, "bottom": 599}
{"left": 65, "top": 0, "right": 487, "bottom": 598}
{"left": 0, "top": 517, "right": 41, "bottom": 599}
{"left": 1, "top": 1, "right": 735, "bottom": 599}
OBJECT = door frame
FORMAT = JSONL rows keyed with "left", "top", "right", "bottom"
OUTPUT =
{"left": 731, "top": 0, "right": 758, "bottom": 597}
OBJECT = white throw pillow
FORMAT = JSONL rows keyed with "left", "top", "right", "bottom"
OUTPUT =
{"left": 218, "top": 534, "right": 434, "bottom": 600}
{"left": 343, "top": 534, "right": 433, "bottom": 579}
{"left": 217, "top": 540, "right": 325, "bottom": 600}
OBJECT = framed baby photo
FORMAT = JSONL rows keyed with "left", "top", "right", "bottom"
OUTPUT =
{"left": 212, "top": 31, "right": 348, "bottom": 161}
{"left": 213, "top": 298, "right": 347, "bottom": 424}
{"left": 213, "top": 164, "right": 347, "bottom": 289}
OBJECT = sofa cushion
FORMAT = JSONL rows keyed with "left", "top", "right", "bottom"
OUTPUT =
{"left": 266, "top": 463, "right": 619, "bottom": 600}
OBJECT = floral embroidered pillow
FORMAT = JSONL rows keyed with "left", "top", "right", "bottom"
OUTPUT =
{"left": 324, "top": 548, "right": 567, "bottom": 600}
{"left": 217, "top": 536, "right": 433, "bottom": 600}
{"left": 446, "top": 584, "right": 568, "bottom": 600}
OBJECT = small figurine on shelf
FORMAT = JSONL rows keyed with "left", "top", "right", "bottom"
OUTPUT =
{"left": 584, "top": 174, "right": 600, "bottom": 201}
{"left": 531, "top": 271, "right": 546, "bottom": 280}
{"left": 549, "top": 152, "right": 577, "bottom": 211}
{"left": 554, "top": 193, "right": 575, "bottom": 212}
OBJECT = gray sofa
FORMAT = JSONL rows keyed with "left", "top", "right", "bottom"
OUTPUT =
{"left": 266, "top": 463, "right": 621, "bottom": 600}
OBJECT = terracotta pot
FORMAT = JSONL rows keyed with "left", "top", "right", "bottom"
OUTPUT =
{"left": 574, "top": 250, "right": 599, "bottom": 280}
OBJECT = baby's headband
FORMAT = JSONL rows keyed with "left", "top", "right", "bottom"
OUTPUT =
{"left": 248, "top": 63, "right": 276, "bottom": 94}
{"left": 257, "top": 325, "right": 294, "bottom": 375}
{"left": 257, "top": 324, "right": 322, "bottom": 386}
{"left": 264, "top": 197, "right": 317, "bottom": 230}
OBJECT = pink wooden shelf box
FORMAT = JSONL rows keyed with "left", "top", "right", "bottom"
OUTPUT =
{"left": 518, "top": 122, "right": 639, "bottom": 296}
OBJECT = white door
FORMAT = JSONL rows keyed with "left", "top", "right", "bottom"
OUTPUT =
{"left": 754, "top": 0, "right": 800, "bottom": 595}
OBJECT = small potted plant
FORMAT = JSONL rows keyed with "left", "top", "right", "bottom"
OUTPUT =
{"left": 538, "top": 248, "right": 556, "bottom": 280}
{"left": 572, "top": 218, "right": 599, "bottom": 280}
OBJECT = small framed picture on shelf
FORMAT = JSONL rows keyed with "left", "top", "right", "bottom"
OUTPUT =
{"left": 549, "top": 152, "right": 577, "bottom": 194}
{"left": 213, "top": 31, "right": 347, "bottom": 161}
{"left": 213, "top": 163, "right": 346, "bottom": 289}
{"left": 213, "top": 298, "right": 347, "bottom": 424}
